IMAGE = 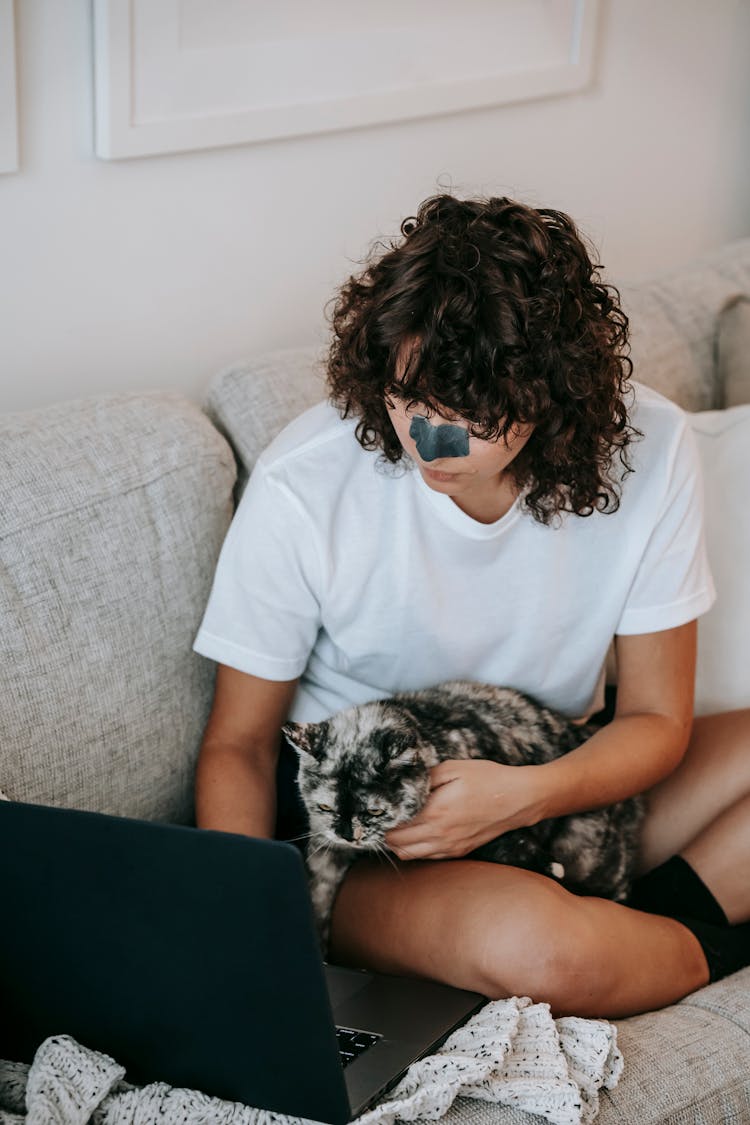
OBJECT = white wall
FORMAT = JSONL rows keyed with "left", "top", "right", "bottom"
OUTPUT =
{"left": 1, "top": 0, "right": 749, "bottom": 413}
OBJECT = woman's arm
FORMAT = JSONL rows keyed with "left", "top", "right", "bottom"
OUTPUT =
{"left": 536, "top": 619, "right": 696, "bottom": 818}
{"left": 195, "top": 664, "right": 299, "bottom": 838}
{"left": 385, "top": 621, "right": 696, "bottom": 860}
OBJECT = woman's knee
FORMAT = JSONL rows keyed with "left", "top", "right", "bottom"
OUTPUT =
{"left": 474, "top": 884, "right": 613, "bottom": 1011}
{"left": 330, "top": 858, "right": 616, "bottom": 1011}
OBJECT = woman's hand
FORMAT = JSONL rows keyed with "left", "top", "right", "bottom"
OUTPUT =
{"left": 383, "top": 759, "right": 548, "bottom": 861}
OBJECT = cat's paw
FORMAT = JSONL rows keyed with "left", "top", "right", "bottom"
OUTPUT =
{"left": 549, "top": 861, "right": 566, "bottom": 880}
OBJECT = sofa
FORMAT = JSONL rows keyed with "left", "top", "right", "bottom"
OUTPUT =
{"left": 1, "top": 236, "right": 750, "bottom": 1124}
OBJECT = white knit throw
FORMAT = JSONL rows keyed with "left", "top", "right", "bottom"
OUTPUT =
{"left": 0, "top": 997, "right": 622, "bottom": 1125}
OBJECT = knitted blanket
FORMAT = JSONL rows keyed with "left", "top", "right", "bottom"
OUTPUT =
{"left": 0, "top": 996, "right": 621, "bottom": 1125}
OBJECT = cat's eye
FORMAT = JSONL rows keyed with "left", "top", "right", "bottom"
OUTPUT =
{"left": 368, "top": 808, "right": 386, "bottom": 817}
{"left": 317, "top": 803, "right": 333, "bottom": 812}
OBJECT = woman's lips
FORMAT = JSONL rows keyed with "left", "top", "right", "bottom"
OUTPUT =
{"left": 423, "top": 467, "right": 461, "bottom": 482}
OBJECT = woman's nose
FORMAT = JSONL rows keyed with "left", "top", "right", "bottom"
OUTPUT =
{"left": 409, "top": 415, "right": 470, "bottom": 461}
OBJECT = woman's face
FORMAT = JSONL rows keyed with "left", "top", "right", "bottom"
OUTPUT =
{"left": 385, "top": 394, "right": 535, "bottom": 501}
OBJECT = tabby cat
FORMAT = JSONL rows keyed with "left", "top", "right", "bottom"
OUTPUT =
{"left": 283, "top": 680, "right": 644, "bottom": 946}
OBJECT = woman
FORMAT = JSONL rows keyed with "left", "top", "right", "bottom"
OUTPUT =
{"left": 193, "top": 194, "right": 750, "bottom": 1018}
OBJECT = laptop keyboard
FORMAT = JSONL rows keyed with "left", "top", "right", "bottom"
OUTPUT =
{"left": 335, "top": 1026, "right": 381, "bottom": 1067}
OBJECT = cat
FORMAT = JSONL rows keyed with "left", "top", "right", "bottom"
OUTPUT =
{"left": 282, "top": 680, "right": 645, "bottom": 947}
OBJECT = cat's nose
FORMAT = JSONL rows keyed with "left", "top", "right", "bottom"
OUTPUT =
{"left": 352, "top": 823, "right": 363, "bottom": 842}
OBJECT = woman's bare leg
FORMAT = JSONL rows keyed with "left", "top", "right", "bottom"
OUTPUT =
{"left": 680, "top": 792, "right": 750, "bottom": 924}
{"left": 637, "top": 709, "right": 750, "bottom": 921}
{"left": 328, "top": 857, "right": 709, "bottom": 1019}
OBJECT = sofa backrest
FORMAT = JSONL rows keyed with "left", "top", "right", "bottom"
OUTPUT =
{"left": 619, "top": 236, "right": 750, "bottom": 411}
{"left": 205, "top": 347, "right": 329, "bottom": 497}
{"left": 0, "top": 393, "right": 236, "bottom": 822}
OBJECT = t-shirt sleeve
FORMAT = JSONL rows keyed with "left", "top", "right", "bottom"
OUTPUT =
{"left": 193, "top": 461, "right": 322, "bottom": 679}
{"left": 616, "top": 418, "right": 716, "bottom": 635}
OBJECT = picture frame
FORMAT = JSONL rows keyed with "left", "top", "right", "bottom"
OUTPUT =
{"left": 93, "top": 0, "right": 600, "bottom": 161}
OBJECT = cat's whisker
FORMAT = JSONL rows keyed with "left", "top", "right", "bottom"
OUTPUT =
{"left": 285, "top": 830, "right": 313, "bottom": 844}
{"left": 372, "top": 840, "right": 400, "bottom": 874}
{"left": 316, "top": 838, "right": 336, "bottom": 863}
{"left": 305, "top": 834, "right": 330, "bottom": 860}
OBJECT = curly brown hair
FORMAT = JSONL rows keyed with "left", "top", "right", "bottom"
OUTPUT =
{"left": 326, "top": 193, "right": 640, "bottom": 524}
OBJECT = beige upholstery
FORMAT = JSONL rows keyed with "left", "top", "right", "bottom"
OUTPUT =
{"left": 0, "top": 393, "right": 235, "bottom": 823}
{"left": 717, "top": 295, "right": 750, "bottom": 407}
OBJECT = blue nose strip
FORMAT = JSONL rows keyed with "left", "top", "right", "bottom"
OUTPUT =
{"left": 409, "top": 414, "right": 470, "bottom": 461}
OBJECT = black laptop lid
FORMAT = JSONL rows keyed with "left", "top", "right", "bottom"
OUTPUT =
{"left": 0, "top": 801, "right": 351, "bottom": 1123}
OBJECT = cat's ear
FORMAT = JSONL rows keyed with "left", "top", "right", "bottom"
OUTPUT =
{"left": 282, "top": 721, "right": 323, "bottom": 761}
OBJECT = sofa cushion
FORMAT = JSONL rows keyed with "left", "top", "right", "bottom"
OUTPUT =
{"left": 689, "top": 404, "right": 750, "bottom": 715}
{"left": 0, "top": 393, "right": 236, "bottom": 823}
{"left": 717, "top": 295, "right": 750, "bottom": 408}
{"left": 205, "top": 348, "right": 327, "bottom": 495}
{"left": 599, "top": 966, "right": 750, "bottom": 1123}
{"left": 619, "top": 235, "right": 750, "bottom": 412}
{"left": 619, "top": 287, "right": 708, "bottom": 411}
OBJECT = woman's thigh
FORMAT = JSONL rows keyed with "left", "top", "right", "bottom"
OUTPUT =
{"left": 329, "top": 856, "right": 592, "bottom": 1001}
{"left": 637, "top": 708, "right": 750, "bottom": 873}
{"left": 326, "top": 855, "right": 708, "bottom": 1017}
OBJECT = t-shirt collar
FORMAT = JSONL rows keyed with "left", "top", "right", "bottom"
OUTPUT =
{"left": 411, "top": 463, "right": 526, "bottom": 539}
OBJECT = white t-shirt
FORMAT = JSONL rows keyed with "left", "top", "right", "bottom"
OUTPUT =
{"left": 194, "top": 382, "right": 716, "bottom": 722}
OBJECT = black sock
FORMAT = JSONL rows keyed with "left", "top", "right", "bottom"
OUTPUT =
{"left": 672, "top": 915, "right": 750, "bottom": 983}
{"left": 627, "top": 854, "right": 729, "bottom": 926}
{"left": 627, "top": 855, "right": 750, "bottom": 983}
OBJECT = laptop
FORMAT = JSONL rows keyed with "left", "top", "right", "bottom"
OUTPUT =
{"left": 0, "top": 800, "right": 484, "bottom": 1124}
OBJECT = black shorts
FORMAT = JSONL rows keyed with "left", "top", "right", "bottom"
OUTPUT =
{"left": 273, "top": 685, "right": 618, "bottom": 857}
{"left": 589, "top": 683, "right": 618, "bottom": 728}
